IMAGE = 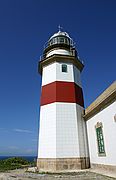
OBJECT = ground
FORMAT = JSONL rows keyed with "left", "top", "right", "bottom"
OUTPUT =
{"left": 0, "top": 169, "right": 115, "bottom": 180}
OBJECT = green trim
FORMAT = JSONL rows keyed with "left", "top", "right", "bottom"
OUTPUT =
{"left": 96, "top": 125, "right": 106, "bottom": 156}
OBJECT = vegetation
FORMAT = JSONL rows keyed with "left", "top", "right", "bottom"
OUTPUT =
{"left": 0, "top": 157, "right": 35, "bottom": 172}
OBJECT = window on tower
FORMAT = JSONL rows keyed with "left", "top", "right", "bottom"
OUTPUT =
{"left": 62, "top": 64, "right": 67, "bottom": 73}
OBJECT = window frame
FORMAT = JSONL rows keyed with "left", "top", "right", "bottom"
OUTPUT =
{"left": 95, "top": 122, "right": 106, "bottom": 156}
{"left": 61, "top": 64, "right": 68, "bottom": 73}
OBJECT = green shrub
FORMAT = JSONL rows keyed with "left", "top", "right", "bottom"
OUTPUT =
{"left": 0, "top": 157, "right": 32, "bottom": 172}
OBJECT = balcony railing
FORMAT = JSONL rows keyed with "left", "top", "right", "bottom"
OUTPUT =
{"left": 39, "top": 51, "right": 84, "bottom": 66}
{"left": 44, "top": 36, "right": 74, "bottom": 50}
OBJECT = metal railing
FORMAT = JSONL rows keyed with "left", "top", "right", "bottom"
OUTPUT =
{"left": 43, "top": 36, "right": 74, "bottom": 50}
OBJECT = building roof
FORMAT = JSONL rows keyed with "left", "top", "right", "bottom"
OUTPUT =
{"left": 43, "top": 30, "right": 74, "bottom": 53}
{"left": 49, "top": 30, "right": 70, "bottom": 40}
{"left": 84, "top": 81, "right": 116, "bottom": 120}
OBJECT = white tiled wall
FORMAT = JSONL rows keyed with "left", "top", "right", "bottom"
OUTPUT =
{"left": 56, "top": 103, "right": 79, "bottom": 158}
{"left": 76, "top": 105, "right": 89, "bottom": 157}
{"left": 38, "top": 102, "right": 88, "bottom": 158}
{"left": 87, "top": 101, "right": 116, "bottom": 165}
{"left": 73, "top": 65, "right": 82, "bottom": 87}
{"left": 38, "top": 103, "right": 56, "bottom": 158}
{"left": 42, "top": 62, "right": 82, "bottom": 87}
{"left": 42, "top": 62, "right": 56, "bottom": 86}
{"left": 38, "top": 60, "right": 86, "bottom": 159}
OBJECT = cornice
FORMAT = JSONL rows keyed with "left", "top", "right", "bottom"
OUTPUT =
{"left": 38, "top": 54, "right": 84, "bottom": 74}
{"left": 84, "top": 81, "right": 116, "bottom": 120}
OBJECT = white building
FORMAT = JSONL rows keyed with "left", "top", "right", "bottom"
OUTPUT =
{"left": 37, "top": 29, "right": 116, "bottom": 172}
{"left": 85, "top": 81, "right": 116, "bottom": 172}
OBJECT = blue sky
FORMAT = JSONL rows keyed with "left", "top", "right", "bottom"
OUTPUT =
{"left": 0, "top": 0, "right": 116, "bottom": 156}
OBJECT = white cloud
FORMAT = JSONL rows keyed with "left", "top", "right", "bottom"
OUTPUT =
{"left": 13, "top": 129, "right": 32, "bottom": 133}
{"left": 8, "top": 146, "right": 19, "bottom": 150}
{"left": 0, "top": 128, "right": 33, "bottom": 134}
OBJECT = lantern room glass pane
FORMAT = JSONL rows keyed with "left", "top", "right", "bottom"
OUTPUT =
{"left": 65, "top": 38, "right": 69, "bottom": 45}
{"left": 59, "top": 37, "right": 65, "bottom": 43}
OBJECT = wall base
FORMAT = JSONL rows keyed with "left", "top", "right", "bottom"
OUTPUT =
{"left": 91, "top": 163, "right": 116, "bottom": 173}
{"left": 37, "top": 157, "right": 90, "bottom": 172}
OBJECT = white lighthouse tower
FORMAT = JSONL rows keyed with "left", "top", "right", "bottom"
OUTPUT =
{"left": 37, "top": 29, "right": 89, "bottom": 172}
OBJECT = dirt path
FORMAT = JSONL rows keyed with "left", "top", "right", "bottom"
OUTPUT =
{"left": 0, "top": 169, "right": 115, "bottom": 180}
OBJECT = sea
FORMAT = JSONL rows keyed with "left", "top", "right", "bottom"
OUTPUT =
{"left": 0, "top": 156, "right": 37, "bottom": 162}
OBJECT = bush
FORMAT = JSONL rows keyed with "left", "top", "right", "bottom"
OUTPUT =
{"left": 0, "top": 157, "right": 31, "bottom": 172}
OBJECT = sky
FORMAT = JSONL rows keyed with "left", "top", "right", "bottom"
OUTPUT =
{"left": 0, "top": 0, "right": 116, "bottom": 156}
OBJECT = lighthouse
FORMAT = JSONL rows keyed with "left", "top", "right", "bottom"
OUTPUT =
{"left": 37, "top": 29, "right": 89, "bottom": 172}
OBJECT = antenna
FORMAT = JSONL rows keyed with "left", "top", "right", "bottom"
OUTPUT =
{"left": 58, "top": 25, "right": 63, "bottom": 32}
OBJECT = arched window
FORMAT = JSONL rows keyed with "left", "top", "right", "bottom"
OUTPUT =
{"left": 62, "top": 64, "right": 67, "bottom": 73}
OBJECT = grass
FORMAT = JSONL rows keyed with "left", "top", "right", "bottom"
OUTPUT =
{"left": 0, "top": 157, "right": 35, "bottom": 172}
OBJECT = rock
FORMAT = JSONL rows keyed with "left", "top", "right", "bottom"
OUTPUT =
{"left": 26, "top": 167, "right": 37, "bottom": 173}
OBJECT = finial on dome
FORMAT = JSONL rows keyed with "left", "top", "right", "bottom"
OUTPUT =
{"left": 58, "top": 25, "right": 63, "bottom": 32}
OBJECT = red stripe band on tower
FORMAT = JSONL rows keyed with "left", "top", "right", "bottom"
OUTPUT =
{"left": 40, "top": 81, "right": 84, "bottom": 107}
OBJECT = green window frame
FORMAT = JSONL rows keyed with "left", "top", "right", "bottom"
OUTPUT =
{"left": 95, "top": 122, "right": 106, "bottom": 156}
{"left": 62, "top": 64, "right": 67, "bottom": 73}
